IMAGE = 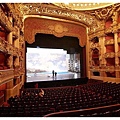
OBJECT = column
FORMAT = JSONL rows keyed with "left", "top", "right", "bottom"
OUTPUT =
{"left": 114, "top": 32, "right": 119, "bottom": 77}
{"left": 7, "top": 32, "right": 12, "bottom": 44}
{"left": 99, "top": 36, "right": 106, "bottom": 77}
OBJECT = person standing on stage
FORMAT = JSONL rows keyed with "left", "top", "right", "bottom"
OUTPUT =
{"left": 52, "top": 70, "right": 55, "bottom": 77}
{"left": 55, "top": 72, "right": 57, "bottom": 77}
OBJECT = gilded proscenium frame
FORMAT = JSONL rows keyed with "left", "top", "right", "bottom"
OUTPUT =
{"left": 24, "top": 15, "right": 87, "bottom": 47}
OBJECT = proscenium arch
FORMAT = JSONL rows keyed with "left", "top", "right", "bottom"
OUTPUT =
{"left": 24, "top": 16, "right": 87, "bottom": 47}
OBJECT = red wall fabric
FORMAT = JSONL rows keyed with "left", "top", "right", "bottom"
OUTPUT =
{"left": 0, "top": 52, "right": 5, "bottom": 65}
{"left": 0, "top": 31, "right": 6, "bottom": 40}
{"left": 0, "top": 83, "right": 6, "bottom": 91}
{"left": 106, "top": 45, "right": 114, "bottom": 52}
{"left": 105, "top": 20, "right": 112, "bottom": 28}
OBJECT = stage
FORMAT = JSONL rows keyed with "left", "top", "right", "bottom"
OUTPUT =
{"left": 26, "top": 71, "right": 81, "bottom": 83}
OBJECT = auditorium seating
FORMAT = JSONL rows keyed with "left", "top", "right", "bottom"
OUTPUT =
{"left": 0, "top": 80, "right": 120, "bottom": 117}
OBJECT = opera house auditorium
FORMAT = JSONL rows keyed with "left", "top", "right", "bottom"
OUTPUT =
{"left": 0, "top": 3, "right": 120, "bottom": 117}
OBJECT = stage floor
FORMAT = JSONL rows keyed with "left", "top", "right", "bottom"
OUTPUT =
{"left": 27, "top": 72, "right": 81, "bottom": 82}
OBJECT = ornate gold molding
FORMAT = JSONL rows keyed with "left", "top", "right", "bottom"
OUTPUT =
{"left": 84, "top": 3, "right": 120, "bottom": 20}
{"left": 7, "top": 56, "right": 13, "bottom": 69}
{"left": 18, "top": 3, "right": 101, "bottom": 34}
{"left": 104, "top": 39, "right": 114, "bottom": 45}
{"left": 7, "top": 3, "right": 23, "bottom": 28}
{"left": 118, "top": 37, "right": 120, "bottom": 43}
{"left": 0, "top": 37, "right": 7, "bottom": 53}
{"left": 104, "top": 52, "right": 115, "bottom": 58}
{"left": 0, "top": 69, "right": 14, "bottom": 84}
{"left": 48, "top": 24, "right": 68, "bottom": 35}
{"left": 0, "top": 7, "right": 12, "bottom": 32}
{"left": 24, "top": 17, "right": 87, "bottom": 47}
{"left": 90, "top": 43, "right": 100, "bottom": 50}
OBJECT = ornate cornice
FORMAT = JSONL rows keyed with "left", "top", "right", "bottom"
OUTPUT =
{"left": 18, "top": 3, "right": 101, "bottom": 34}
{"left": 84, "top": 3, "right": 120, "bottom": 21}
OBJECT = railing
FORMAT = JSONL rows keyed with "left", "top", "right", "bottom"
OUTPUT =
{"left": 0, "top": 92, "right": 4, "bottom": 106}
{"left": 44, "top": 104, "right": 120, "bottom": 117}
{"left": 0, "top": 69, "right": 14, "bottom": 85}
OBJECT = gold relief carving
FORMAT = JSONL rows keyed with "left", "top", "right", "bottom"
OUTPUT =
{"left": 112, "top": 25, "right": 118, "bottom": 33}
{"left": 85, "top": 4, "right": 116, "bottom": 20}
{"left": 104, "top": 39, "right": 114, "bottom": 45}
{"left": 90, "top": 66, "right": 99, "bottom": 70}
{"left": 13, "top": 26, "right": 18, "bottom": 38}
{"left": 24, "top": 18, "right": 87, "bottom": 47}
{"left": 118, "top": 23, "right": 120, "bottom": 29}
{"left": 7, "top": 56, "right": 13, "bottom": 68}
{"left": 117, "top": 51, "right": 120, "bottom": 57}
{"left": 104, "top": 52, "right": 115, "bottom": 58}
{"left": 48, "top": 24, "right": 68, "bottom": 34}
{"left": 90, "top": 43, "right": 99, "bottom": 50}
{"left": 118, "top": 37, "right": 120, "bottom": 43}
{"left": 0, "top": 7, "right": 12, "bottom": 32}
{"left": 89, "top": 29, "right": 105, "bottom": 38}
{"left": 14, "top": 67, "right": 20, "bottom": 76}
{"left": 13, "top": 47, "right": 19, "bottom": 56}
{"left": 115, "top": 65, "right": 120, "bottom": 70}
{"left": 19, "top": 3, "right": 101, "bottom": 34}
{"left": 54, "top": 24, "right": 63, "bottom": 33}
{"left": 0, "top": 69, "right": 14, "bottom": 83}
{"left": 115, "top": 57, "right": 119, "bottom": 66}
{"left": 7, "top": 4, "right": 23, "bottom": 28}
{"left": 14, "top": 58, "right": 19, "bottom": 68}
{"left": 104, "top": 26, "right": 113, "bottom": 34}
{"left": 105, "top": 66, "right": 115, "bottom": 71}
{"left": 8, "top": 45, "right": 13, "bottom": 55}
{"left": 0, "top": 37, "right": 7, "bottom": 52}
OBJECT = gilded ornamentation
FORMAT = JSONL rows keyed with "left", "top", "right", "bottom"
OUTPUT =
{"left": 90, "top": 43, "right": 99, "bottom": 50}
{"left": 104, "top": 52, "right": 115, "bottom": 58}
{"left": 13, "top": 26, "right": 18, "bottom": 38}
{"left": 0, "top": 7, "right": 12, "bottom": 32}
{"left": 14, "top": 57, "right": 19, "bottom": 68}
{"left": 48, "top": 24, "right": 68, "bottom": 34}
{"left": 104, "top": 39, "right": 114, "bottom": 45}
{"left": 7, "top": 3, "right": 23, "bottom": 28}
{"left": 118, "top": 37, "right": 120, "bottom": 43}
{"left": 18, "top": 3, "right": 100, "bottom": 34}
{"left": 104, "top": 26, "right": 113, "bottom": 34}
{"left": 117, "top": 51, "right": 120, "bottom": 57}
{"left": 90, "top": 66, "right": 99, "bottom": 70}
{"left": 0, "top": 69, "right": 14, "bottom": 84}
{"left": 24, "top": 17, "right": 87, "bottom": 47}
{"left": 84, "top": 4, "right": 118, "bottom": 20}
{"left": 13, "top": 47, "right": 19, "bottom": 57}
{"left": 104, "top": 66, "right": 115, "bottom": 72}
{"left": 14, "top": 67, "right": 20, "bottom": 76}
{"left": 7, "top": 56, "right": 13, "bottom": 68}
{"left": 118, "top": 23, "right": 120, "bottom": 29}
{"left": 0, "top": 37, "right": 7, "bottom": 52}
